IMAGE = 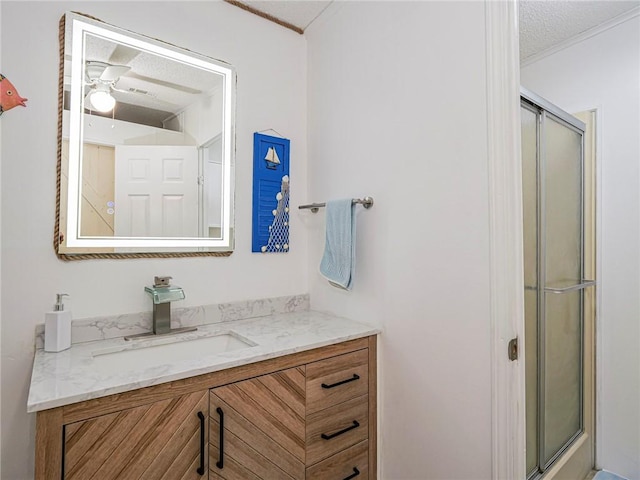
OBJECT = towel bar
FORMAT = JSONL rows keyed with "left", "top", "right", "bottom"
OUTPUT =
{"left": 298, "top": 197, "right": 374, "bottom": 213}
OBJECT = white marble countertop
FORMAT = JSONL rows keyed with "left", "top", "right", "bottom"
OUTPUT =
{"left": 27, "top": 310, "right": 380, "bottom": 413}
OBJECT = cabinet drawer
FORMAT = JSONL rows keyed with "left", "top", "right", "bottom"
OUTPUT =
{"left": 306, "top": 395, "right": 368, "bottom": 466}
{"left": 306, "top": 440, "right": 369, "bottom": 479}
{"left": 307, "top": 349, "right": 368, "bottom": 414}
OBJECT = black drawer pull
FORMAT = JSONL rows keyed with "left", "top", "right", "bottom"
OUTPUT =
{"left": 321, "top": 374, "right": 360, "bottom": 389}
{"left": 344, "top": 467, "right": 360, "bottom": 480}
{"left": 216, "top": 407, "right": 224, "bottom": 469}
{"left": 321, "top": 420, "right": 360, "bottom": 440}
{"left": 197, "top": 412, "right": 205, "bottom": 475}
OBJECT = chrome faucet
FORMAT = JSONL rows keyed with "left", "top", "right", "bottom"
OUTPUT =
{"left": 125, "top": 276, "right": 197, "bottom": 340}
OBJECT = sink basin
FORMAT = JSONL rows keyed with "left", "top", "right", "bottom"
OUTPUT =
{"left": 92, "top": 333, "right": 256, "bottom": 372}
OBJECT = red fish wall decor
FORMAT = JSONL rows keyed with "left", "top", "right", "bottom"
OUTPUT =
{"left": 0, "top": 73, "right": 28, "bottom": 116}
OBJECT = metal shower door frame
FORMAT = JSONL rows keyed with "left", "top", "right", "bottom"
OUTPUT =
{"left": 521, "top": 88, "right": 594, "bottom": 479}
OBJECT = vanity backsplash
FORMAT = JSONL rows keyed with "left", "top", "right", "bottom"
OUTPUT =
{"left": 35, "top": 294, "right": 309, "bottom": 349}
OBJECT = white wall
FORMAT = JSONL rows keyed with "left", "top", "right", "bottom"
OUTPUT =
{"left": 0, "top": 4, "right": 3, "bottom": 478}
{"left": 0, "top": 2, "right": 307, "bottom": 478}
{"left": 521, "top": 15, "right": 640, "bottom": 479}
{"left": 306, "top": 2, "right": 493, "bottom": 478}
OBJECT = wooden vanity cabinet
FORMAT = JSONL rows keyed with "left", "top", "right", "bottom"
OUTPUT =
{"left": 35, "top": 336, "right": 377, "bottom": 480}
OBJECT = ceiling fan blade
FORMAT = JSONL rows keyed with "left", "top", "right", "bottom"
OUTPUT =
{"left": 108, "top": 44, "right": 140, "bottom": 65}
{"left": 100, "top": 65, "right": 131, "bottom": 82}
{"left": 126, "top": 72, "right": 203, "bottom": 95}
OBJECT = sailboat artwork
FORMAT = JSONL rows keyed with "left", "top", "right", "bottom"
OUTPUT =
{"left": 264, "top": 146, "right": 281, "bottom": 170}
{"left": 252, "top": 132, "right": 290, "bottom": 253}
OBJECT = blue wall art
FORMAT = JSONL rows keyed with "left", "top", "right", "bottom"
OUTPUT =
{"left": 252, "top": 133, "right": 290, "bottom": 253}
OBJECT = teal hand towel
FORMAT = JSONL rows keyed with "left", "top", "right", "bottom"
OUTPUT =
{"left": 319, "top": 199, "right": 356, "bottom": 290}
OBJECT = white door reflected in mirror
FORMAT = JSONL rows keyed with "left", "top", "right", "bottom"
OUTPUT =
{"left": 114, "top": 145, "right": 199, "bottom": 239}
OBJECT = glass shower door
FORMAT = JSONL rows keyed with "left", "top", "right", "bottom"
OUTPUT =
{"left": 541, "top": 115, "right": 584, "bottom": 468}
{"left": 521, "top": 93, "right": 593, "bottom": 478}
{"left": 521, "top": 104, "right": 539, "bottom": 475}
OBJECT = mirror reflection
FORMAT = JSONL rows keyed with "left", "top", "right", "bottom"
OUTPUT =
{"left": 58, "top": 12, "right": 235, "bottom": 256}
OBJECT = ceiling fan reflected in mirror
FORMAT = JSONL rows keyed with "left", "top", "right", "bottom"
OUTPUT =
{"left": 84, "top": 61, "right": 130, "bottom": 113}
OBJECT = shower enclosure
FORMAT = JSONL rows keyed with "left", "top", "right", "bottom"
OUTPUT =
{"left": 521, "top": 89, "right": 595, "bottom": 478}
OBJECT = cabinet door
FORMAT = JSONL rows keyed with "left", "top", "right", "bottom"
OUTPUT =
{"left": 209, "top": 367, "right": 306, "bottom": 480}
{"left": 63, "top": 390, "right": 208, "bottom": 480}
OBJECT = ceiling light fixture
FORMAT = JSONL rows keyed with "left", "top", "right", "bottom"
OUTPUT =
{"left": 89, "top": 85, "right": 116, "bottom": 113}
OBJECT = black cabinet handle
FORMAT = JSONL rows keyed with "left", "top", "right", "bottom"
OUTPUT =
{"left": 344, "top": 467, "right": 360, "bottom": 480}
{"left": 321, "top": 420, "right": 360, "bottom": 440}
{"left": 197, "top": 412, "right": 205, "bottom": 475}
{"left": 322, "top": 374, "right": 360, "bottom": 389}
{"left": 216, "top": 407, "right": 224, "bottom": 469}
{"left": 61, "top": 425, "right": 67, "bottom": 480}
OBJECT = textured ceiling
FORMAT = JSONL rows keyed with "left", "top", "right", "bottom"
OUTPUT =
{"left": 519, "top": 0, "right": 640, "bottom": 61}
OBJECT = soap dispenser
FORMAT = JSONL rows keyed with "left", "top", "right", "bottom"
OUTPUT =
{"left": 44, "top": 294, "right": 72, "bottom": 352}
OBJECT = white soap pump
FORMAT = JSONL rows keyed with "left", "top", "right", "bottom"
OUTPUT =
{"left": 44, "top": 294, "right": 72, "bottom": 352}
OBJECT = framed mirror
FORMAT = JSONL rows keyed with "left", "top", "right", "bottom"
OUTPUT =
{"left": 56, "top": 12, "right": 235, "bottom": 259}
